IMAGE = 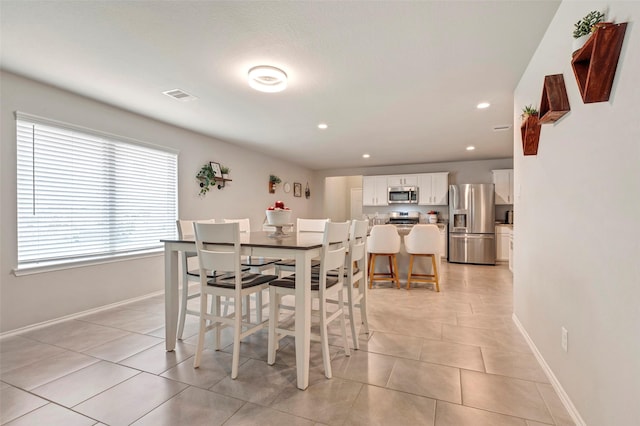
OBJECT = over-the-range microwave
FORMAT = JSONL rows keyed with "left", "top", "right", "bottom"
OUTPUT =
{"left": 388, "top": 186, "right": 418, "bottom": 204}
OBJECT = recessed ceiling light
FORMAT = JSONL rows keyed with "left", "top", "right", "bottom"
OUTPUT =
{"left": 477, "top": 102, "right": 490, "bottom": 109}
{"left": 466, "top": 146, "right": 475, "bottom": 151}
{"left": 248, "top": 65, "right": 287, "bottom": 93}
{"left": 318, "top": 123, "right": 328, "bottom": 129}
{"left": 362, "top": 154, "right": 370, "bottom": 159}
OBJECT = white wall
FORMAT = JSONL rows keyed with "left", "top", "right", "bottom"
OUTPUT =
{"left": 514, "top": 2, "right": 639, "bottom": 424}
{"left": 0, "top": 71, "right": 317, "bottom": 333}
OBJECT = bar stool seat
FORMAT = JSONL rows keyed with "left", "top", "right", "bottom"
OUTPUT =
{"left": 367, "top": 225, "right": 401, "bottom": 289}
{"left": 404, "top": 224, "right": 441, "bottom": 291}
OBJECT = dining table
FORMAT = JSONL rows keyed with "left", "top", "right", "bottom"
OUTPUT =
{"left": 161, "top": 230, "right": 324, "bottom": 390}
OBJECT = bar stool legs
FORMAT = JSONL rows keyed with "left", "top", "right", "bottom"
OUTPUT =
{"left": 368, "top": 253, "right": 400, "bottom": 289}
{"left": 406, "top": 253, "right": 440, "bottom": 292}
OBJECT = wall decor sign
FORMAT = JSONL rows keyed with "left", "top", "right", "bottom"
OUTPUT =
{"left": 209, "top": 162, "right": 222, "bottom": 178}
{"left": 293, "top": 182, "right": 302, "bottom": 197}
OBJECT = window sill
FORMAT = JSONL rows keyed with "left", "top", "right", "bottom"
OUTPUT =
{"left": 13, "top": 249, "right": 163, "bottom": 276}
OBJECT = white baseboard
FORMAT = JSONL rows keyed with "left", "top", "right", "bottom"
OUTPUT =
{"left": 512, "top": 313, "right": 586, "bottom": 426}
{"left": 0, "top": 289, "right": 165, "bottom": 339}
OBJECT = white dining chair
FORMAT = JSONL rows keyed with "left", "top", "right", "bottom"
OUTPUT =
{"left": 224, "top": 218, "right": 280, "bottom": 322}
{"left": 192, "top": 222, "right": 278, "bottom": 379}
{"left": 176, "top": 219, "right": 218, "bottom": 340}
{"left": 267, "top": 221, "right": 351, "bottom": 379}
{"left": 367, "top": 224, "right": 401, "bottom": 288}
{"left": 404, "top": 224, "right": 441, "bottom": 291}
{"left": 274, "top": 218, "right": 329, "bottom": 275}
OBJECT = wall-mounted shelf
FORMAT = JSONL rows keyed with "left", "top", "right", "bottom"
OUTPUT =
{"left": 215, "top": 177, "right": 232, "bottom": 189}
{"left": 539, "top": 74, "right": 570, "bottom": 124}
{"left": 571, "top": 22, "right": 627, "bottom": 103}
{"left": 520, "top": 115, "right": 541, "bottom": 156}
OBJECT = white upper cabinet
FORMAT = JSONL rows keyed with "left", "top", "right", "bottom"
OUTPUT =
{"left": 362, "top": 176, "right": 389, "bottom": 206}
{"left": 418, "top": 172, "right": 449, "bottom": 205}
{"left": 492, "top": 169, "right": 514, "bottom": 205}
{"left": 387, "top": 175, "right": 418, "bottom": 187}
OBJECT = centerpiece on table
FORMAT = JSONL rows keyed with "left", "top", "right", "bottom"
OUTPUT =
{"left": 265, "top": 200, "right": 292, "bottom": 237}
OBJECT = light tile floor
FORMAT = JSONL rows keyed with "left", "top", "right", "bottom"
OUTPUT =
{"left": 0, "top": 263, "right": 575, "bottom": 425}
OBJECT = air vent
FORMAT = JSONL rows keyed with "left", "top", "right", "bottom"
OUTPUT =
{"left": 493, "top": 124, "right": 512, "bottom": 131}
{"left": 162, "top": 89, "right": 198, "bottom": 102}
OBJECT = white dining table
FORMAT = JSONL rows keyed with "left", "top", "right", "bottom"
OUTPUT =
{"left": 161, "top": 231, "right": 323, "bottom": 390}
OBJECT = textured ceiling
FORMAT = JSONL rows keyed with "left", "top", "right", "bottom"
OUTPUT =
{"left": 0, "top": 1, "right": 560, "bottom": 170}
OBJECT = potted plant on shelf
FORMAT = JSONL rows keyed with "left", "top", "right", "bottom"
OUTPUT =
{"left": 220, "top": 166, "right": 230, "bottom": 180}
{"left": 196, "top": 163, "right": 217, "bottom": 196}
{"left": 520, "top": 105, "right": 541, "bottom": 156}
{"left": 269, "top": 174, "right": 281, "bottom": 193}
{"left": 572, "top": 10, "right": 605, "bottom": 54}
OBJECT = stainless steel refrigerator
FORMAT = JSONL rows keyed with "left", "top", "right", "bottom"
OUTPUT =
{"left": 448, "top": 184, "right": 496, "bottom": 265}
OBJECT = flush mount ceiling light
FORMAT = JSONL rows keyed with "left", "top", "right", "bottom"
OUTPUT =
{"left": 362, "top": 154, "right": 370, "bottom": 159}
{"left": 466, "top": 146, "right": 476, "bottom": 151}
{"left": 248, "top": 65, "right": 287, "bottom": 93}
{"left": 318, "top": 123, "right": 328, "bottom": 129}
{"left": 477, "top": 102, "right": 490, "bottom": 109}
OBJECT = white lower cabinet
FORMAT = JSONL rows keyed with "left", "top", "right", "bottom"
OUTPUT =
{"left": 496, "top": 225, "right": 511, "bottom": 262}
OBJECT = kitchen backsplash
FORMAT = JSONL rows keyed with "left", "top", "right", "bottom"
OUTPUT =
{"left": 362, "top": 204, "right": 514, "bottom": 224}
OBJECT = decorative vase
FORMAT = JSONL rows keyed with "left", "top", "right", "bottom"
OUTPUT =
{"left": 266, "top": 209, "right": 292, "bottom": 226}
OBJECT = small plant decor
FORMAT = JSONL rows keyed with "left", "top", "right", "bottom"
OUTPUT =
{"left": 269, "top": 174, "right": 281, "bottom": 194}
{"left": 220, "top": 166, "right": 230, "bottom": 177}
{"left": 196, "top": 163, "right": 217, "bottom": 196}
{"left": 521, "top": 105, "right": 539, "bottom": 121}
{"left": 573, "top": 11, "right": 605, "bottom": 38}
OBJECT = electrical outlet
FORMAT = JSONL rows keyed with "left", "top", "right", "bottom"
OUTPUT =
{"left": 561, "top": 327, "right": 568, "bottom": 352}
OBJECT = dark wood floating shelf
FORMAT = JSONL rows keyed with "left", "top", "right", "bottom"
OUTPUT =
{"left": 539, "top": 74, "right": 570, "bottom": 124}
{"left": 215, "top": 177, "right": 232, "bottom": 189}
{"left": 571, "top": 22, "right": 627, "bottom": 103}
{"left": 520, "top": 115, "right": 541, "bottom": 156}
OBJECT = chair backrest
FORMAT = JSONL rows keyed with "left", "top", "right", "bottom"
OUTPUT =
{"left": 297, "top": 218, "right": 329, "bottom": 233}
{"left": 404, "top": 224, "right": 440, "bottom": 255}
{"left": 223, "top": 218, "right": 250, "bottom": 233}
{"left": 367, "top": 224, "right": 401, "bottom": 254}
{"left": 193, "top": 222, "right": 243, "bottom": 290}
{"left": 177, "top": 219, "right": 215, "bottom": 260}
{"left": 347, "top": 219, "right": 368, "bottom": 280}
{"left": 318, "top": 221, "right": 350, "bottom": 292}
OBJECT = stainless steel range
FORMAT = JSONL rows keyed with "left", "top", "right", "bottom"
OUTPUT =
{"left": 387, "top": 211, "right": 420, "bottom": 226}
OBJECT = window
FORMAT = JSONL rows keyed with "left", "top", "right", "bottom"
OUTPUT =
{"left": 16, "top": 112, "right": 178, "bottom": 270}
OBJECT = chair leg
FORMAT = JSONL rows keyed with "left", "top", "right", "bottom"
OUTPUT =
{"left": 267, "top": 287, "right": 278, "bottom": 365}
{"left": 360, "top": 280, "right": 370, "bottom": 334}
{"left": 432, "top": 255, "right": 440, "bottom": 292}
{"left": 193, "top": 291, "right": 208, "bottom": 368}
{"left": 231, "top": 295, "right": 242, "bottom": 380}
{"left": 177, "top": 276, "right": 189, "bottom": 340}
{"left": 407, "top": 254, "right": 414, "bottom": 290}
{"left": 318, "top": 295, "right": 332, "bottom": 379}
{"left": 213, "top": 296, "right": 221, "bottom": 350}
{"left": 392, "top": 255, "right": 400, "bottom": 288}
{"left": 338, "top": 288, "right": 351, "bottom": 357}
{"left": 256, "top": 290, "right": 263, "bottom": 323}
{"left": 346, "top": 281, "right": 359, "bottom": 350}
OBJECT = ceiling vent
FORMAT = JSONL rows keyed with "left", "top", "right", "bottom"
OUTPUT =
{"left": 492, "top": 124, "right": 512, "bottom": 131}
{"left": 162, "top": 89, "right": 198, "bottom": 102}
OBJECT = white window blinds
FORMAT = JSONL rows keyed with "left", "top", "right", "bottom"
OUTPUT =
{"left": 16, "top": 113, "right": 178, "bottom": 269}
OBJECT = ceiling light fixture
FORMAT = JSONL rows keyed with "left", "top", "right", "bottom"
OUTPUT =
{"left": 466, "top": 146, "right": 476, "bottom": 151}
{"left": 248, "top": 65, "right": 287, "bottom": 93}
{"left": 477, "top": 102, "right": 490, "bottom": 109}
{"left": 362, "top": 154, "right": 370, "bottom": 159}
{"left": 318, "top": 123, "right": 328, "bottom": 129}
